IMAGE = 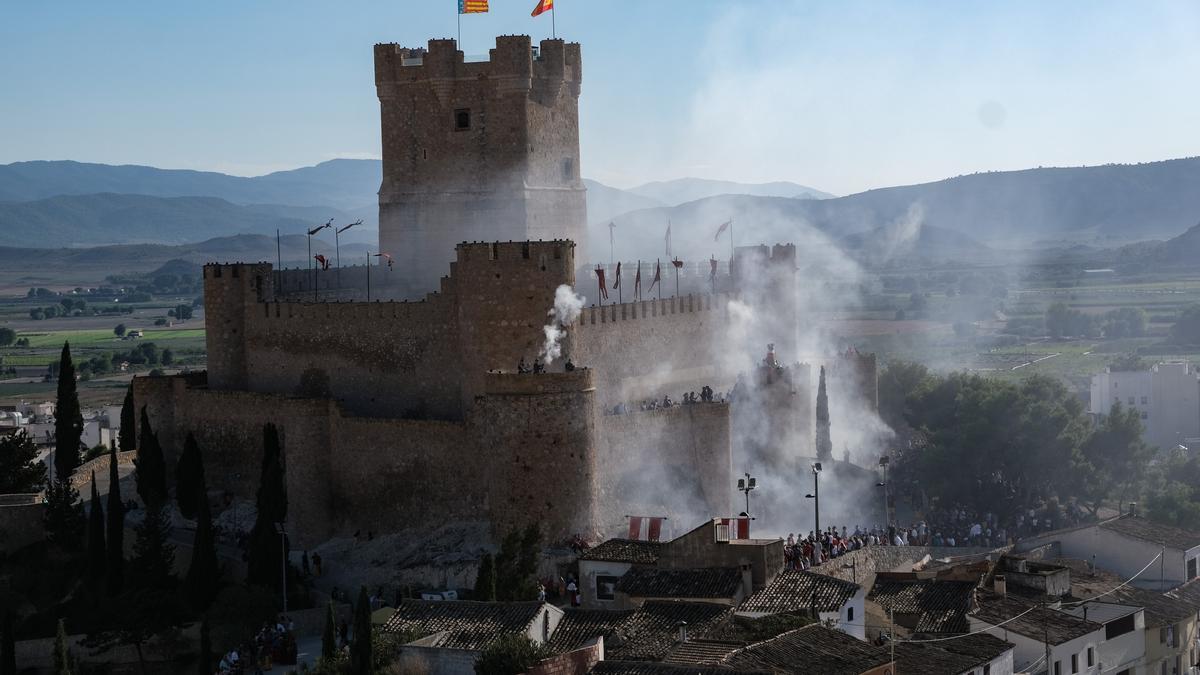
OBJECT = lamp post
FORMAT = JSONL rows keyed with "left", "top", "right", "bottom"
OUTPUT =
{"left": 877, "top": 455, "right": 890, "bottom": 531}
{"left": 307, "top": 219, "right": 333, "bottom": 301}
{"left": 274, "top": 521, "right": 288, "bottom": 613}
{"left": 334, "top": 220, "right": 361, "bottom": 291}
{"left": 805, "top": 462, "right": 822, "bottom": 537}
{"left": 736, "top": 473, "right": 757, "bottom": 517}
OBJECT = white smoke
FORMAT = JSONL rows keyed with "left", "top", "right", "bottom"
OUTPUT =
{"left": 540, "top": 284, "right": 585, "bottom": 365}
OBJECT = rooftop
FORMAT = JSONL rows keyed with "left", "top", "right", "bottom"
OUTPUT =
{"left": 609, "top": 601, "right": 735, "bottom": 661}
{"left": 971, "top": 595, "right": 1101, "bottom": 645}
{"left": 592, "top": 662, "right": 766, "bottom": 675}
{"left": 617, "top": 567, "right": 744, "bottom": 600}
{"left": 867, "top": 579, "right": 977, "bottom": 633}
{"left": 380, "top": 600, "right": 547, "bottom": 649}
{"left": 662, "top": 640, "right": 746, "bottom": 665}
{"left": 893, "top": 633, "right": 1014, "bottom": 675}
{"left": 580, "top": 538, "right": 664, "bottom": 565}
{"left": 724, "top": 625, "right": 893, "bottom": 675}
{"left": 1098, "top": 514, "right": 1200, "bottom": 550}
{"left": 547, "top": 609, "right": 634, "bottom": 652}
{"left": 739, "top": 570, "right": 860, "bottom": 616}
{"left": 1049, "top": 558, "right": 1193, "bottom": 627}
{"left": 1059, "top": 601, "right": 1141, "bottom": 624}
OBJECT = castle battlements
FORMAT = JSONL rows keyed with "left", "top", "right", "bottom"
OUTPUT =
{"left": 375, "top": 36, "right": 581, "bottom": 95}
{"left": 577, "top": 292, "right": 735, "bottom": 328}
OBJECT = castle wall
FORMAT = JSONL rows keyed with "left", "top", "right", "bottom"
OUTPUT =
{"left": 570, "top": 294, "right": 737, "bottom": 402}
{"left": 596, "top": 402, "right": 733, "bottom": 532}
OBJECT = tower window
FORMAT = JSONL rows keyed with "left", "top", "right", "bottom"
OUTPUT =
{"left": 562, "top": 158, "right": 574, "bottom": 180}
{"left": 454, "top": 108, "right": 471, "bottom": 131}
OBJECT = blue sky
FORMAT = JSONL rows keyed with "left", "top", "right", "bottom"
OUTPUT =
{"left": 1, "top": 1, "right": 1198, "bottom": 195}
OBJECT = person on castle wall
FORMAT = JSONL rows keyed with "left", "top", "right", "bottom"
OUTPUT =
{"left": 533, "top": 359, "right": 544, "bottom": 374}
{"left": 518, "top": 357, "right": 529, "bottom": 374}
{"left": 564, "top": 359, "right": 575, "bottom": 372}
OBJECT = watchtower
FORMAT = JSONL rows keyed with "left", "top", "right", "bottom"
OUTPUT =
{"left": 203, "top": 262, "right": 273, "bottom": 391}
{"left": 375, "top": 35, "right": 587, "bottom": 296}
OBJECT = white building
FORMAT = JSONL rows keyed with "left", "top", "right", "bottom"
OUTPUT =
{"left": 1059, "top": 602, "right": 1147, "bottom": 674}
{"left": 1090, "top": 362, "right": 1200, "bottom": 450}
{"left": 970, "top": 596, "right": 1111, "bottom": 675}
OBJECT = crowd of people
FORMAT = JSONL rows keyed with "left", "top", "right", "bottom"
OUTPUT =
{"left": 217, "top": 616, "right": 297, "bottom": 674}
{"left": 605, "top": 386, "right": 728, "bottom": 415}
{"left": 782, "top": 501, "right": 1084, "bottom": 570}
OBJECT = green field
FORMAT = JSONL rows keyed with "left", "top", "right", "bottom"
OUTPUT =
{"left": 16, "top": 328, "right": 205, "bottom": 349}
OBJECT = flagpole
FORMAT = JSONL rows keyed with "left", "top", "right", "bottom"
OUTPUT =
{"left": 457, "top": 2, "right": 462, "bottom": 49}
{"left": 366, "top": 253, "right": 371, "bottom": 302}
{"left": 552, "top": 3, "right": 556, "bottom": 39}
{"left": 307, "top": 232, "right": 314, "bottom": 301}
{"left": 335, "top": 227, "right": 342, "bottom": 292}
{"left": 275, "top": 228, "right": 281, "bottom": 299}
{"left": 674, "top": 261, "right": 680, "bottom": 298}
{"left": 730, "top": 219, "right": 735, "bottom": 260}
{"left": 657, "top": 259, "right": 662, "bottom": 301}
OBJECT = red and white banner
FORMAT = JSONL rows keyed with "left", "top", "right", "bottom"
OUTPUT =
{"left": 717, "top": 516, "right": 751, "bottom": 540}
{"left": 627, "top": 515, "right": 667, "bottom": 542}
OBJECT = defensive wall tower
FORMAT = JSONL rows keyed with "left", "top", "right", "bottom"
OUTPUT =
{"left": 203, "top": 262, "right": 273, "bottom": 391}
{"left": 731, "top": 244, "right": 799, "bottom": 356}
{"left": 375, "top": 35, "right": 586, "bottom": 297}
{"left": 474, "top": 370, "right": 599, "bottom": 537}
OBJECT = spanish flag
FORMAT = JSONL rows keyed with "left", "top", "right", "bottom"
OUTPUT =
{"left": 531, "top": 0, "right": 553, "bottom": 17}
{"left": 459, "top": 0, "right": 488, "bottom": 14}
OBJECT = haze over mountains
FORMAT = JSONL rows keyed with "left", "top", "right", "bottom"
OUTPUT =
{"left": 1, "top": 157, "right": 1199, "bottom": 265}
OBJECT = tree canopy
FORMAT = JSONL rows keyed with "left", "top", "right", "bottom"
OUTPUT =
{"left": 134, "top": 407, "right": 167, "bottom": 510}
{"left": 0, "top": 430, "right": 46, "bottom": 494}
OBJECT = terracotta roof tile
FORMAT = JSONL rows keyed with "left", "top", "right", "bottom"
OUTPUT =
{"left": 868, "top": 579, "right": 976, "bottom": 633}
{"left": 617, "top": 568, "right": 743, "bottom": 600}
{"left": 581, "top": 539, "right": 665, "bottom": 564}
{"left": 380, "top": 600, "right": 546, "bottom": 649}
{"left": 1099, "top": 515, "right": 1200, "bottom": 550}
{"left": 723, "top": 625, "right": 892, "bottom": 675}
{"left": 739, "top": 570, "right": 859, "bottom": 616}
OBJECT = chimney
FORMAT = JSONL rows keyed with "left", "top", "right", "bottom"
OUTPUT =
{"left": 741, "top": 561, "right": 754, "bottom": 600}
{"left": 994, "top": 575, "right": 1006, "bottom": 598}
{"left": 676, "top": 621, "right": 688, "bottom": 643}
{"left": 1129, "top": 502, "right": 1138, "bottom": 517}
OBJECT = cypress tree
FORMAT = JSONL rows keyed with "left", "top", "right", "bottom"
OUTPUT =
{"left": 118, "top": 382, "right": 136, "bottom": 452}
{"left": 815, "top": 365, "right": 832, "bottom": 461}
{"left": 473, "top": 553, "right": 496, "bottom": 601}
{"left": 1, "top": 611, "right": 15, "bottom": 675}
{"left": 185, "top": 482, "right": 220, "bottom": 610}
{"left": 175, "top": 433, "right": 204, "bottom": 520}
{"left": 86, "top": 472, "right": 106, "bottom": 587}
{"left": 247, "top": 424, "right": 288, "bottom": 588}
{"left": 43, "top": 478, "right": 84, "bottom": 549}
{"left": 52, "top": 619, "right": 72, "bottom": 675}
{"left": 131, "top": 505, "right": 175, "bottom": 590}
{"left": 105, "top": 445, "right": 125, "bottom": 595}
{"left": 322, "top": 600, "right": 337, "bottom": 660}
{"left": 54, "top": 342, "right": 83, "bottom": 481}
{"left": 349, "top": 586, "right": 372, "bottom": 675}
{"left": 197, "top": 618, "right": 213, "bottom": 675}
{"left": 134, "top": 407, "right": 167, "bottom": 510}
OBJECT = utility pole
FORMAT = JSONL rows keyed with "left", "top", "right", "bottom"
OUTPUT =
{"left": 1042, "top": 599, "right": 1051, "bottom": 675}
{"left": 335, "top": 220, "right": 361, "bottom": 292}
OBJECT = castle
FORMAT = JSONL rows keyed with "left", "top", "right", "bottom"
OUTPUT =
{"left": 134, "top": 35, "right": 875, "bottom": 548}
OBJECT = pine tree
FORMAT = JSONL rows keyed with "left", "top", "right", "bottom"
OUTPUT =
{"left": 134, "top": 407, "right": 167, "bottom": 510}
{"left": 1, "top": 611, "right": 15, "bottom": 675}
{"left": 175, "top": 433, "right": 204, "bottom": 520}
{"left": 54, "top": 342, "right": 84, "bottom": 481}
{"left": 322, "top": 600, "right": 337, "bottom": 660}
{"left": 105, "top": 445, "right": 125, "bottom": 596}
{"left": 131, "top": 506, "right": 175, "bottom": 590}
{"left": 197, "top": 618, "right": 213, "bottom": 675}
{"left": 349, "top": 586, "right": 372, "bottom": 675}
{"left": 815, "top": 365, "right": 833, "bottom": 462}
{"left": 185, "top": 483, "right": 220, "bottom": 611}
{"left": 247, "top": 424, "right": 288, "bottom": 588}
{"left": 43, "top": 478, "right": 85, "bottom": 550}
{"left": 53, "top": 619, "right": 73, "bottom": 675}
{"left": 86, "top": 473, "right": 106, "bottom": 588}
{"left": 473, "top": 553, "right": 496, "bottom": 601}
{"left": 118, "top": 382, "right": 136, "bottom": 452}
{"left": 0, "top": 430, "right": 46, "bottom": 494}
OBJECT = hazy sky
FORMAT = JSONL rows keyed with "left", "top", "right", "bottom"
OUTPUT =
{"left": 2, "top": 1, "right": 1198, "bottom": 195}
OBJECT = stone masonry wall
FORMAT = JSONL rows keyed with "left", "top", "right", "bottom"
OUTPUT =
{"left": 596, "top": 403, "right": 733, "bottom": 532}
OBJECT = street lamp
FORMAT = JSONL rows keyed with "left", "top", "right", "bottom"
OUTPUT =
{"left": 805, "top": 462, "right": 822, "bottom": 537}
{"left": 877, "top": 456, "right": 890, "bottom": 530}
{"left": 736, "top": 473, "right": 757, "bottom": 517}
{"left": 334, "top": 220, "right": 361, "bottom": 291}
{"left": 274, "top": 521, "right": 288, "bottom": 613}
{"left": 309, "top": 218, "right": 333, "bottom": 299}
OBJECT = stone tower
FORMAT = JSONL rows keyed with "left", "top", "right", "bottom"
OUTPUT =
{"left": 375, "top": 35, "right": 587, "bottom": 296}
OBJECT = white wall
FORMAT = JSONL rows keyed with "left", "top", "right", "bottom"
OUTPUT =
{"left": 969, "top": 617, "right": 1102, "bottom": 675}
{"left": 1095, "top": 610, "right": 1146, "bottom": 673}
{"left": 1053, "top": 526, "right": 1196, "bottom": 588}
{"left": 578, "top": 560, "right": 631, "bottom": 608}
{"left": 1091, "top": 363, "right": 1200, "bottom": 451}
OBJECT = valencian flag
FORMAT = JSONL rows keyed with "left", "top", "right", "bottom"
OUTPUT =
{"left": 714, "top": 219, "right": 732, "bottom": 241}
{"left": 648, "top": 260, "right": 662, "bottom": 292}
{"left": 459, "top": 0, "right": 488, "bottom": 13}
{"left": 374, "top": 252, "right": 394, "bottom": 270}
{"left": 672, "top": 258, "right": 683, "bottom": 269}
{"left": 612, "top": 262, "right": 621, "bottom": 290}
{"left": 531, "top": 0, "right": 553, "bottom": 17}
{"left": 313, "top": 254, "right": 330, "bottom": 271}
{"left": 595, "top": 265, "right": 609, "bottom": 301}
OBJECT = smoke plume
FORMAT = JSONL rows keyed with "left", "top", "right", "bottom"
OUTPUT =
{"left": 540, "top": 284, "right": 585, "bottom": 365}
